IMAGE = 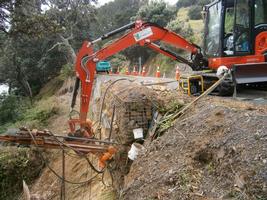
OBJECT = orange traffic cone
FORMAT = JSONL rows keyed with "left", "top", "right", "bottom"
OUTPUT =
{"left": 155, "top": 66, "right": 161, "bottom": 78}
{"left": 116, "top": 67, "right": 120, "bottom": 74}
{"left": 141, "top": 66, "right": 146, "bottom": 77}
{"left": 133, "top": 66, "right": 138, "bottom": 76}
{"left": 125, "top": 67, "right": 130, "bottom": 75}
{"left": 175, "top": 66, "right": 180, "bottom": 80}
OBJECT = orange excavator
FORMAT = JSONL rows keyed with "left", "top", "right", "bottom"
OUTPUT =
{"left": 0, "top": 0, "right": 267, "bottom": 168}
{"left": 70, "top": 0, "right": 267, "bottom": 137}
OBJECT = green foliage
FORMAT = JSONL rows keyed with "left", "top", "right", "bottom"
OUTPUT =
{"left": 176, "top": 0, "right": 211, "bottom": 10}
{"left": 115, "top": 0, "right": 176, "bottom": 65}
{"left": 0, "top": 95, "right": 18, "bottom": 124}
{"left": 93, "top": 0, "right": 146, "bottom": 65}
{"left": 133, "top": 0, "right": 175, "bottom": 27}
{"left": 157, "top": 100, "right": 184, "bottom": 134}
{"left": 166, "top": 18, "right": 193, "bottom": 39}
{"left": 0, "top": 0, "right": 96, "bottom": 96}
{"left": 0, "top": 95, "right": 28, "bottom": 125}
{"left": 0, "top": 94, "right": 59, "bottom": 132}
{"left": 11, "top": 13, "right": 61, "bottom": 38}
{"left": 109, "top": 54, "right": 129, "bottom": 72}
{"left": 159, "top": 100, "right": 184, "bottom": 114}
{"left": 18, "top": 97, "right": 59, "bottom": 128}
{"left": 94, "top": 0, "right": 145, "bottom": 36}
{"left": 0, "top": 148, "right": 43, "bottom": 200}
{"left": 146, "top": 53, "right": 183, "bottom": 78}
{"left": 225, "top": 8, "right": 234, "bottom": 33}
{"left": 36, "top": 77, "right": 64, "bottom": 100}
{"left": 59, "top": 63, "right": 75, "bottom": 79}
{"left": 0, "top": 34, "right": 67, "bottom": 96}
{"left": 176, "top": 0, "right": 196, "bottom": 9}
{"left": 23, "top": 105, "right": 58, "bottom": 124}
{"left": 188, "top": 6, "right": 202, "bottom": 20}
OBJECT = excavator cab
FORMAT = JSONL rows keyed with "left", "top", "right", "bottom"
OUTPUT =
{"left": 203, "top": 0, "right": 267, "bottom": 59}
{"left": 203, "top": 0, "right": 267, "bottom": 87}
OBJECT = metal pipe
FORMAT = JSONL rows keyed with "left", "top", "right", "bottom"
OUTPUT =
{"left": 91, "top": 21, "right": 136, "bottom": 44}
{"left": 60, "top": 150, "right": 66, "bottom": 200}
{"left": 151, "top": 43, "right": 194, "bottom": 67}
{"left": 108, "top": 105, "right": 115, "bottom": 141}
{"left": 52, "top": 134, "right": 119, "bottom": 145}
{"left": 71, "top": 77, "right": 80, "bottom": 109}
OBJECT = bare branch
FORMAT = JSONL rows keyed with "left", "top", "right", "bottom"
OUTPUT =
{"left": 47, "top": 42, "right": 64, "bottom": 52}
{"left": 0, "top": 27, "right": 9, "bottom": 34}
{"left": 66, "top": 31, "right": 73, "bottom": 41}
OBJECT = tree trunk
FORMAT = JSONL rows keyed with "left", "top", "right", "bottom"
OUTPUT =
{"left": 15, "top": 61, "right": 33, "bottom": 102}
{"left": 59, "top": 35, "right": 77, "bottom": 65}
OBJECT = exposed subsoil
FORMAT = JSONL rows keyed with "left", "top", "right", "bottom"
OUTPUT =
{"left": 122, "top": 97, "right": 267, "bottom": 200}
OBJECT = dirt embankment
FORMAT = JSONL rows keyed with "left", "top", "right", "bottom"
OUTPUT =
{"left": 122, "top": 97, "right": 267, "bottom": 200}
{"left": 17, "top": 75, "right": 267, "bottom": 200}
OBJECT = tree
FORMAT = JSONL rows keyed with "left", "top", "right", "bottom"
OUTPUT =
{"left": 94, "top": 0, "right": 145, "bottom": 36}
{"left": 89, "top": 0, "right": 147, "bottom": 66}
{"left": 115, "top": 0, "right": 176, "bottom": 65}
{"left": 133, "top": 0, "right": 175, "bottom": 27}
{"left": 43, "top": 0, "right": 97, "bottom": 64}
{"left": 0, "top": 94, "right": 20, "bottom": 124}
{"left": 0, "top": 0, "right": 97, "bottom": 97}
{"left": 0, "top": 0, "right": 48, "bottom": 98}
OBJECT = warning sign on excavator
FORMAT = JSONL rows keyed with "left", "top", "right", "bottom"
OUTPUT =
{"left": 134, "top": 27, "right": 153, "bottom": 41}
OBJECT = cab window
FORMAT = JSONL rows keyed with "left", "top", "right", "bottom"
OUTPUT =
{"left": 255, "top": 0, "right": 267, "bottom": 26}
{"left": 223, "top": 6, "right": 235, "bottom": 55}
{"left": 234, "top": 0, "right": 251, "bottom": 53}
{"left": 205, "top": 2, "right": 222, "bottom": 57}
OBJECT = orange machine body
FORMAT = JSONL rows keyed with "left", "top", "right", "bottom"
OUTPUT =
{"left": 208, "top": 32, "right": 267, "bottom": 69}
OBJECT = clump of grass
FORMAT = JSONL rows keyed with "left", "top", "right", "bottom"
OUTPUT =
{"left": 16, "top": 97, "right": 59, "bottom": 129}
{"left": 59, "top": 63, "right": 75, "bottom": 80}
{"left": 0, "top": 95, "right": 31, "bottom": 133}
{"left": 0, "top": 147, "right": 44, "bottom": 200}
{"left": 24, "top": 103, "right": 58, "bottom": 123}
{"left": 36, "top": 77, "right": 64, "bottom": 99}
{"left": 37, "top": 64, "right": 74, "bottom": 99}
{"left": 159, "top": 100, "right": 184, "bottom": 114}
{"left": 157, "top": 101, "right": 184, "bottom": 134}
{"left": 0, "top": 96, "right": 60, "bottom": 133}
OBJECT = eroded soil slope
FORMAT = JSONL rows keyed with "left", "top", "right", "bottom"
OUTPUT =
{"left": 123, "top": 97, "right": 267, "bottom": 200}
{"left": 22, "top": 81, "right": 116, "bottom": 200}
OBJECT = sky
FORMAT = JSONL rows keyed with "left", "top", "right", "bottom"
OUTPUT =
{"left": 0, "top": 85, "right": 8, "bottom": 94}
{"left": 98, "top": 0, "right": 177, "bottom": 6}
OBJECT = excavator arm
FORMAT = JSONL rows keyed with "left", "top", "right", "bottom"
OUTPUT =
{"left": 70, "top": 20, "right": 206, "bottom": 136}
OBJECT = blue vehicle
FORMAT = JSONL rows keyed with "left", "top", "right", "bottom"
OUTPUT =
{"left": 96, "top": 61, "right": 111, "bottom": 73}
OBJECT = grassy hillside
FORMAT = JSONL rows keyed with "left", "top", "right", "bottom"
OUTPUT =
{"left": 177, "top": 7, "right": 204, "bottom": 45}
{"left": 0, "top": 74, "right": 73, "bottom": 199}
